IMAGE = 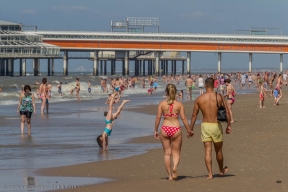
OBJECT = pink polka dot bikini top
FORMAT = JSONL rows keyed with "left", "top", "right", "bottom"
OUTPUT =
{"left": 163, "top": 103, "right": 179, "bottom": 117}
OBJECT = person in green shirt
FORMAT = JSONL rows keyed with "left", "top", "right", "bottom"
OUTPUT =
{"left": 17, "top": 85, "right": 36, "bottom": 135}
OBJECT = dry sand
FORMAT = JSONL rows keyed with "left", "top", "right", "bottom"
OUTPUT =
{"left": 38, "top": 89, "right": 288, "bottom": 192}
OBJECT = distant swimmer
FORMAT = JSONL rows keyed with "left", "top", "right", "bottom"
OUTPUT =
{"left": 17, "top": 85, "right": 36, "bottom": 134}
{"left": 88, "top": 80, "right": 91, "bottom": 94}
{"left": 190, "top": 78, "right": 231, "bottom": 179}
{"left": 70, "top": 78, "right": 81, "bottom": 102}
{"left": 154, "top": 84, "right": 193, "bottom": 181}
{"left": 96, "top": 93, "right": 130, "bottom": 150}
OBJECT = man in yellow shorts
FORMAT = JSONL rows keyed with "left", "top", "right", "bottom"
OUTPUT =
{"left": 189, "top": 78, "right": 231, "bottom": 179}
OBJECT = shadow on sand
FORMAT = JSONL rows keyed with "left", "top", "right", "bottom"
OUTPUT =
{"left": 161, "top": 174, "right": 235, "bottom": 181}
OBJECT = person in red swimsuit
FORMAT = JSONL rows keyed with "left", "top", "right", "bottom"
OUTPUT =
{"left": 154, "top": 84, "right": 193, "bottom": 181}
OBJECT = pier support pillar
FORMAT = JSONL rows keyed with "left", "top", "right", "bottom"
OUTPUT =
{"left": 249, "top": 53, "right": 252, "bottom": 73}
{"left": 143, "top": 60, "right": 146, "bottom": 76}
{"left": 19, "top": 59, "right": 23, "bottom": 76}
{"left": 171, "top": 61, "right": 174, "bottom": 75}
{"left": 182, "top": 60, "right": 185, "bottom": 75}
{"left": 139, "top": 60, "right": 142, "bottom": 75}
{"left": 125, "top": 51, "right": 129, "bottom": 76}
{"left": 22, "top": 59, "right": 26, "bottom": 76}
{"left": 187, "top": 52, "right": 191, "bottom": 74}
{"left": 218, "top": 53, "right": 222, "bottom": 73}
{"left": 51, "top": 59, "right": 54, "bottom": 76}
{"left": 104, "top": 60, "right": 107, "bottom": 75}
{"left": 0, "top": 59, "right": 5, "bottom": 76}
{"left": 148, "top": 60, "right": 151, "bottom": 75}
{"left": 155, "top": 52, "right": 160, "bottom": 76}
{"left": 152, "top": 60, "right": 155, "bottom": 75}
{"left": 122, "top": 60, "right": 125, "bottom": 76}
{"left": 280, "top": 54, "right": 283, "bottom": 73}
{"left": 63, "top": 50, "right": 68, "bottom": 76}
{"left": 166, "top": 61, "right": 168, "bottom": 75}
{"left": 33, "top": 58, "right": 40, "bottom": 76}
{"left": 100, "top": 60, "right": 103, "bottom": 75}
{"left": 111, "top": 60, "right": 116, "bottom": 75}
{"left": 174, "top": 61, "right": 177, "bottom": 75}
{"left": 93, "top": 51, "right": 99, "bottom": 76}
{"left": 7, "top": 59, "right": 14, "bottom": 77}
{"left": 48, "top": 59, "right": 51, "bottom": 76}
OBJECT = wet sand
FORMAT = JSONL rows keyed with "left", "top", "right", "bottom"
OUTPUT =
{"left": 38, "top": 89, "right": 288, "bottom": 192}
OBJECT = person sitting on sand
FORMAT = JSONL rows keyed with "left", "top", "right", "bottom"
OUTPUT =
{"left": 97, "top": 93, "right": 130, "bottom": 150}
{"left": 154, "top": 84, "right": 193, "bottom": 181}
{"left": 190, "top": 78, "right": 231, "bottom": 179}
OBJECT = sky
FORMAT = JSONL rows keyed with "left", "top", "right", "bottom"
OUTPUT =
{"left": 1, "top": 0, "right": 288, "bottom": 72}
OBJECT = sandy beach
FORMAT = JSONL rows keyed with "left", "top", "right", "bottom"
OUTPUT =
{"left": 34, "top": 88, "right": 288, "bottom": 192}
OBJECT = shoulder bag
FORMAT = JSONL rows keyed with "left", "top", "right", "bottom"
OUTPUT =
{"left": 216, "top": 93, "right": 227, "bottom": 122}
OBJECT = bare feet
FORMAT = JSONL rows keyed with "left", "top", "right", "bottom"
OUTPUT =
{"left": 219, "top": 166, "right": 229, "bottom": 176}
{"left": 206, "top": 175, "right": 213, "bottom": 180}
{"left": 172, "top": 168, "right": 178, "bottom": 181}
{"left": 122, "top": 100, "right": 130, "bottom": 104}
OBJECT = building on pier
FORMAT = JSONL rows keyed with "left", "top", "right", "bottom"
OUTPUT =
{"left": 0, "top": 21, "right": 60, "bottom": 76}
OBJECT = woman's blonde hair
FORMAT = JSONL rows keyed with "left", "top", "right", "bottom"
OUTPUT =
{"left": 166, "top": 84, "right": 177, "bottom": 104}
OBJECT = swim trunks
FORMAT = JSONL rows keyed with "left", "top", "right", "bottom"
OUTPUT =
{"left": 88, "top": 88, "right": 91, "bottom": 93}
{"left": 201, "top": 122, "right": 223, "bottom": 143}
{"left": 186, "top": 86, "right": 192, "bottom": 92}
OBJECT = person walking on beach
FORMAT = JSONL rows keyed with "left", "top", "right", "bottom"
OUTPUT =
{"left": 198, "top": 75, "right": 204, "bottom": 95}
{"left": 39, "top": 78, "right": 48, "bottom": 114}
{"left": 190, "top": 78, "right": 231, "bottom": 179}
{"left": 17, "top": 85, "right": 36, "bottom": 134}
{"left": 70, "top": 78, "right": 81, "bottom": 102}
{"left": 259, "top": 81, "right": 266, "bottom": 108}
{"left": 275, "top": 73, "right": 283, "bottom": 105}
{"left": 154, "top": 84, "right": 193, "bottom": 181}
{"left": 97, "top": 93, "right": 130, "bottom": 150}
{"left": 224, "top": 79, "right": 236, "bottom": 123}
{"left": 185, "top": 75, "right": 193, "bottom": 98}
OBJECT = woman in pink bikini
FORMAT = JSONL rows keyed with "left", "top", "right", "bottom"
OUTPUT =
{"left": 154, "top": 84, "right": 193, "bottom": 181}
{"left": 39, "top": 78, "right": 48, "bottom": 115}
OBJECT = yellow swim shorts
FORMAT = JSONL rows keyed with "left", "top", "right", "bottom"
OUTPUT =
{"left": 201, "top": 122, "right": 223, "bottom": 143}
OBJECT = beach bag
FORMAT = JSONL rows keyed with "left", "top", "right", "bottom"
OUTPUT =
{"left": 216, "top": 93, "right": 227, "bottom": 122}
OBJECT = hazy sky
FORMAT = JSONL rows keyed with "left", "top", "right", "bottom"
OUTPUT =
{"left": 1, "top": 0, "right": 288, "bottom": 72}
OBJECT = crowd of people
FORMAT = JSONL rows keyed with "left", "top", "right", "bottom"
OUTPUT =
{"left": 15, "top": 70, "right": 287, "bottom": 180}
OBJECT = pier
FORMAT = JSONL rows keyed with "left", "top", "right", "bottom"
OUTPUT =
{"left": 0, "top": 18, "right": 287, "bottom": 76}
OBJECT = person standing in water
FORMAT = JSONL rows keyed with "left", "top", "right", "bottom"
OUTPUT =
{"left": 70, "top": 78, "right": 81, "bottom": 102}
{"left": 190, "top": 78, "right": 231, "bottom": 180}
{"left": 88, "top": 80, "right": 91, "bottom": 94}
{"left": 57, "top": 82, "right": 62, "bottom": 96}
{"left": 97, "top": 93, "right": 130, "bottom": 150}
{"left": 39, "top": 78, "right": 48, "bottom": 114}
{"left": 154, "top": 84, "right": 193, "bottom": 181}
{"left": 17, "top": 85, "right": 36, "bottom": 134}
{"left": 198, "top": 75, "right": 204, "bottom": 95}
